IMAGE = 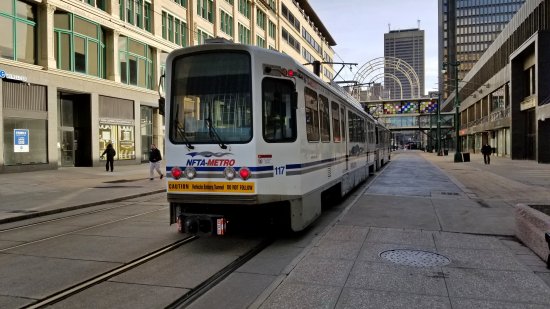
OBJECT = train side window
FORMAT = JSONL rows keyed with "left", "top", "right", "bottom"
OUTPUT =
{"left": 359, "top": 117, "right": 366, "bottom": 143}
{"left": 331, "top": 102, "right": 340, "bottom": 142}
{"left": 304, "top": 87, "right": 319, "bottom": 142}
{"left": 262, "top": 78, "right": 297, "bottom": 143}
{"left": 340, "top": 106, "right": 346, "bottom": 142}
{"left": 319, "top": 95, "right": 330, "bottom": 142}
{"left": 348, "top": 111, "right": 356, "bottom": 142}
{"left": 348, "top": 112, "right": 365, "bottom": 143}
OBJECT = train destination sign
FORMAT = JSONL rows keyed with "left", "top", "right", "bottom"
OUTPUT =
{"left": 168, "top": 181, "right": 255, "bottom": 193}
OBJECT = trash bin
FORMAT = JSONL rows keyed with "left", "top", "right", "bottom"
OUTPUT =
{"left": 462, "top": 152, "right": 470, "bottom": 162}
{"left": 443, "top": 150, "right": 449, "bottom": 156}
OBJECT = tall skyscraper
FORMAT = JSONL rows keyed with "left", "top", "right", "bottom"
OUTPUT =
{"left": 384, "top": 28, "right": 425, "bottom": 99}
{"left": 439, "top": 0, "right": 525, "bottom": 100}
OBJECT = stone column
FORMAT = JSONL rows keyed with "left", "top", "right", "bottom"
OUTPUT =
{"left": 109, "top": 0, "right": 120, "bottom": 19}
{"left": 46, "top": 85, "right": 58, "bottom": 166}
{"left": 106, "top": 30, "right": 121, "bottom": 82}
{"left": 39, "top": 2, "right": 57, "bottom": 69}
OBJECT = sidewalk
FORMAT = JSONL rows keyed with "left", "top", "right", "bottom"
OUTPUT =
{"left": 247, "top": 151, "right": 550, "bottom": 308}
{"left": 0, "top": 163, "right": 166, "bottom": 223}
{"left": 2, "top": 152, "right": 550, "bottom": 308}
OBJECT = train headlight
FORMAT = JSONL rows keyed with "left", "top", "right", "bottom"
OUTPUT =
{"left": 184, "top": 166, "right": 196, "bottom": 179}
{"left": 223, "top": 167, "right": 236, "bottom": 180}
{"left": 238, "top": 167, "right": 251, "bottom": 180}
{"left": 171, "top": 167, "right": 183, "bottom": 180}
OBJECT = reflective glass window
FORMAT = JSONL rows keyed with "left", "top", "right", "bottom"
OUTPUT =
{"left": 304, "top": 87, "right": 319, "bottom": 142}
{"left": 0, "top": 0, "right": 36, "bottom": 64}
{"left": 54, "top": 12, "right": 104, "bottom": 77}
{"left": 319, "top": 95, "right": 330, "bottom": 142}
{"left": 3, "top": 118, "right": 48, "bottom": 165}
{"left": 119, "top": 36, "right": 153, "bottom": 89}
{"left": 170, "top": 51, "right": 252, "bottom": 144}
{"left": 262, "top": 78, "right": 297, "bottom": 143}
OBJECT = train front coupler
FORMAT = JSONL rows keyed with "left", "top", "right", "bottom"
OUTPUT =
{"left": 176, "top": 213, "right": 228, "bottom": 236}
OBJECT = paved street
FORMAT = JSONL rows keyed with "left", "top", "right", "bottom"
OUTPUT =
{"left": 2, "top": 151, "right": 550, "bottom": 308}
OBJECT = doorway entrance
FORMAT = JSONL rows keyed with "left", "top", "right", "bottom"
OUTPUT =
{"left": 58, "top": 92, "right": 92, "bottom": 167}
{"left": 59, "top": 128, "right": 74, "bottom": 166}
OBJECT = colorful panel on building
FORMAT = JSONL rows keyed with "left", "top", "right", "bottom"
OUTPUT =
{"left": 401, "top": 101, "right": 418, "bottom": 114}
{"left": 384, "top": 103, "right": 402, "bottom": 114}
{"left": 420, "top": 100, "right": 438, "bottom": 113}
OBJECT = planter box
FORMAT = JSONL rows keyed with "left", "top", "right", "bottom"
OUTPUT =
{"left": 515, "top": 203, "right": 550, "bottom": 262}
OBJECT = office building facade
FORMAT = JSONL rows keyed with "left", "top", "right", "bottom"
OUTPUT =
{"left": 384, "top": 28, "right": 425, "bottom": 99}
{"left": 442, "top": 0, "right": 550, "bottom": 162}
{"left": 0, "top": 0, "right": 336, "bottom": 173}
{"left": 439, "top": 0, "right": 525, "bottom": 101}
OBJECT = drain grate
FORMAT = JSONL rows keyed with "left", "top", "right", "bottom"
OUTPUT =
{"left": 379, "top": 249, "right": 451, "bottom": 267}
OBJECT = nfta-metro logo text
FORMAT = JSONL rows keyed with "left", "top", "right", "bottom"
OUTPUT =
{"left": 186, "top": 159, "right": 236, "bottom": 167}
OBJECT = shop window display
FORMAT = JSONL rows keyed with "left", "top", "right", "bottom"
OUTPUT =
{"left": 99, "top": 123, "right": 135, "bottom": 160}
{"left": 3, "top": 118, "right": 48, "bottom": 165}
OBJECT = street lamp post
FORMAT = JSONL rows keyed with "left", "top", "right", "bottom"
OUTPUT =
{"left": 429, "top": 107, "right": 433, "bottom": 152}
{"left": 436, "top": 92, "right": 442, "bottom": 155}
{"left": 443, "top": 61, "right": 462, "bottom": 162}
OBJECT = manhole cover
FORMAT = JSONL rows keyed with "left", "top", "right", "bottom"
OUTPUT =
{"left": 379, "top": 249, "right": 451, "bottom": 267}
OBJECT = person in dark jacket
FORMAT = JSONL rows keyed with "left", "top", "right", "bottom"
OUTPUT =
{"left": 149, "top": 144, "right": 164, "bottom": 180}
{"left": 481, "top": 143, "right": 492, "bottom": 165}
{"left": 101, "top": 143, "right": 116, "bottom": 172}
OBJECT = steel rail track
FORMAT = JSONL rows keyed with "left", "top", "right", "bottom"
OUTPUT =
{"left": 165, "top": 237, "right": 275, "bottom": 309}
{"left": 0, "top": 207, "right": 168, "bottom": 252}
{"left": 0, "top": 201, "right": 158, "bottom": 233}
{"left": 23, "top": 235, "right": 199, "bottom": 309}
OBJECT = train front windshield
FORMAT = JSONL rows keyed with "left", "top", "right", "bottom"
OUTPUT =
{"left": 170, "top": 51, "right": 252, "bottom": 144}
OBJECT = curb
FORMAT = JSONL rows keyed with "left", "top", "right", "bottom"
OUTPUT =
{"left": 0, "top": 189, "right": 166, "bottom": 225}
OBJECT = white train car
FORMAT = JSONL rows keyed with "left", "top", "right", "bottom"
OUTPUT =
{"left": 163, "top": 41, "right": 390, "bottom": 235}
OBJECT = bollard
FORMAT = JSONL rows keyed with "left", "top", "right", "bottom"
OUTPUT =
{"left": 546, "top": 232, "right": 550, "bottom": 269}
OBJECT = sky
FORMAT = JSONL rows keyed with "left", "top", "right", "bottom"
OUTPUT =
{"left": 308, "top": 0, "right": 439, "bottom": 95}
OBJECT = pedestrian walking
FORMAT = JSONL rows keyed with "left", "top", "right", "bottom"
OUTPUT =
{"left": 481, "top": 143, "right": 492, "bottom": 165}
{"left": 149, "top": 144, "right": 164, "bottom": 180}
{"left": 100, "top": 143, "right": 116, "bottom": 172}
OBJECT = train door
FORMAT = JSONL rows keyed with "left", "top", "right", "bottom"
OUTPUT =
{"left": 341, "top": 106, "right": 348, "bottom": 171}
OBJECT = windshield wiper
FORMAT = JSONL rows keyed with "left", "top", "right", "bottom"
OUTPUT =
{"left": 175, "top": 120, "right": 194, "bottom": 150}
{"left": 174, "top": 104, "right": 194, "bottom": 149}
{"left": 205, "top": 118, "right": 227, "bottom": 149}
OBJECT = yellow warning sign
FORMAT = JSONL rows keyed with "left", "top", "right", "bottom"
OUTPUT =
{"left": 168, "top": 181, "right": 255, "bottom": 193}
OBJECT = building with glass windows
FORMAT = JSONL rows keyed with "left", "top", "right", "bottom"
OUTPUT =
{"left": 439, "top": 0, "right": 525, "bottom": 101}
{"left": 0, "top": 0, "right": 336, "bottom": 173}
{"left": 384, "top": 28, "right": 425, "bottom": 99}
{"left": 442, "top": 0, "right": 550, "bottom": 163}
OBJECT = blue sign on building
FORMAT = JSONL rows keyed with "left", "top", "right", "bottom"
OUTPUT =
{"left": 14, "top": 129, "right": 29, "bottom": 153}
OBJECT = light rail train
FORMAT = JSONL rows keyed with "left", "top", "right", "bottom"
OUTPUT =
{"left": 162, "top": 40, "right": 391, "bottom": 235}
